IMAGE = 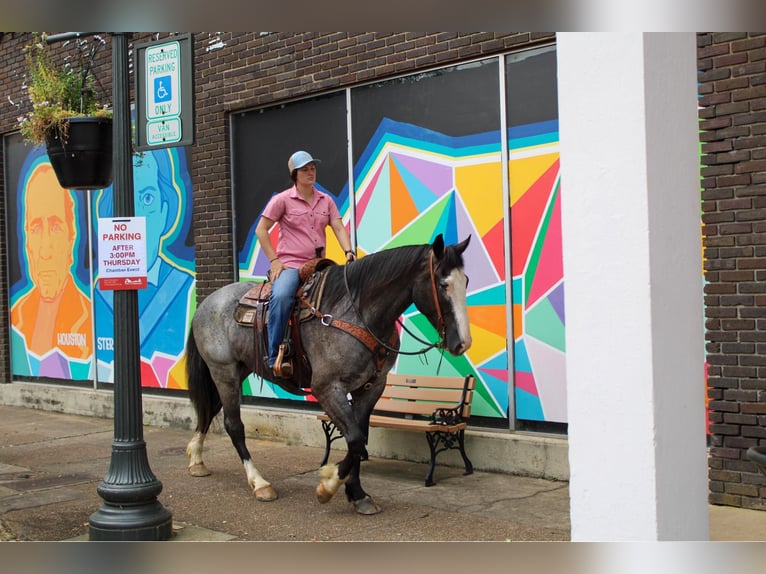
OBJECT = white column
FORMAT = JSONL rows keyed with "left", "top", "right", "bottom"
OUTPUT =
{"left": 558, "top": 33, "right": 708, "bottom": 540}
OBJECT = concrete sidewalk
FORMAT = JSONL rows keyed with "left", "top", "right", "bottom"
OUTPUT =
{"left": 1, "top": 403, "right": 765, "bottom": 541}
{"left": 0, "top": 404, "right": 570, "bottom": 542}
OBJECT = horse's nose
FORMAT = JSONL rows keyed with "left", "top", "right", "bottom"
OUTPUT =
{"left": 454, "top": 338, "right": 471, "bottom": 355}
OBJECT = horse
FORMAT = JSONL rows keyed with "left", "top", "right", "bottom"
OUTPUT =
{"left": 184, "top": 234, "right": 472, "bottom": 514}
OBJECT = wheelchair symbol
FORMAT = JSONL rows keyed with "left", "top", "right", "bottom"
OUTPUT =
{"left": 153, "top": 76, "right": 172, "bottom": 103}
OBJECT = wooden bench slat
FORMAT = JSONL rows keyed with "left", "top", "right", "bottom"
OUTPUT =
{"left": 386, "top": 373, "right": 474, "bottom": 390}
{"left": 381, "top": 386, "right": 465, "bottom": 402}
{"left": 369, "top": 414, "right": 467, "bottom": 432}
{"left": 374, "top": 390, "right": 474, "bottom": 417}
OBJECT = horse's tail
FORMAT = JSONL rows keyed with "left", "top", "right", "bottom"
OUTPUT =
{"left": 186, "top": 328, "right": 222, "bottom": 434}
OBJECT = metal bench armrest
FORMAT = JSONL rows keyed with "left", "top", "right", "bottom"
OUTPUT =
{"left": 430, "top": 406, "right": 463, "bottom": 426}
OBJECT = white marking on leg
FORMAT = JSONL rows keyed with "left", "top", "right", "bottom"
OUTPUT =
{"left": 244, "top": 459, "right": 271, "bottom": 492}
{"left": 318, "top": 463, "right": 347, "bottom": 496}
{"left": 186, "top": 431, "right": 205, "bottom": 467}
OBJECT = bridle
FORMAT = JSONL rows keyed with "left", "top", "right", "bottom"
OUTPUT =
{"left": 428, "top": 250, "right": 446, "bottom": 343}
{"left": 342, "top": 248, "right": 446, "bottom": 356}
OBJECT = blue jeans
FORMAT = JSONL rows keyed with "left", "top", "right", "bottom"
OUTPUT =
{"left": 267, "top": 268, "right": 301, "bottom": 366}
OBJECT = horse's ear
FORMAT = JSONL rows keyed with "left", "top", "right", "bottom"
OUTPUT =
{"left": 432, "top": 234, "right": 445, "bottom": 258}
{"left": 455, "top": 235, "right": 471, "bottom": 255}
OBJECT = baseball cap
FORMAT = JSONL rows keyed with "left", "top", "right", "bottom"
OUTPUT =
{"left": 288, "top": 150, "right": 321, "bottom": 172}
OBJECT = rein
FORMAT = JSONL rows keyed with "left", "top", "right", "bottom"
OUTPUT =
{"left": 340, "top": 249, "right": 444, "bottom": 356}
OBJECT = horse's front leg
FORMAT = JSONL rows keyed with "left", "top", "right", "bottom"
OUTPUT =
{"left": 316, "top": 389, "right": 381, "bottom": 514}
{"left": 317, "top": 438, "right": 379, "bottom": 515}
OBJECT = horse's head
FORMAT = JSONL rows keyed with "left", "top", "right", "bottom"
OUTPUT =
{"left": 415, "top": 234, "right": 473, "bottom": 356}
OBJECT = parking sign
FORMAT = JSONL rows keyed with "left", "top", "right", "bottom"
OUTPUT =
{"left": 146, "top": 42, "right": 180, "bottom": 119}
{"left": 136, "top": 34, "right": 194, "bottom": 151}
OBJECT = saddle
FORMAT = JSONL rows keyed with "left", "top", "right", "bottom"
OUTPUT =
{"left": 234, "top": 258, "right": 337, "bottom": 393}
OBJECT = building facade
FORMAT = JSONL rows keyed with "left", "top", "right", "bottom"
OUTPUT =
{"left": 1, "top": 32, "right": 765, "bottom": 509}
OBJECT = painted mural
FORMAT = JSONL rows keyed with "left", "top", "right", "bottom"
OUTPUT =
{"left": 237, "top": 116, "right": 565, "bottom": 422}
{"left": 9, "top": 146, "right": 94, "bottom": 380}
{"left": 351, "top": 118, "right": 565, "bottom": 423}
{"left": 6, "top": 138, "right": 196, "bottom": 389}
{"left": 509, "top": 120, "right": 566, "bottom": 423}
{"left": 92, "top": 147, "right": 196, "bottom": 389}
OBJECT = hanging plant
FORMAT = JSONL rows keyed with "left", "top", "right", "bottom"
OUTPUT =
{"left": 18, "top": 32, "right": 112, "bottom": 146}
{"left": 17, "top": 33, "right": 113, "bottom": 189}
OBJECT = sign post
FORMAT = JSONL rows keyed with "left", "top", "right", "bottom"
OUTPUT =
{"left": 88, "top": 32, "right": 173, "bottom": 542}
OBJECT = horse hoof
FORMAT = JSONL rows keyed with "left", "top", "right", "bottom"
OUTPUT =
{"left": 316, "top": 483, "right": 334, "bottom": 504}
{"left": 254, "top": 485, "right": 278, "bottom": 501}
{"left": 188, "top": 463, "right": 211, "bottom": 477}
{"left": 352, "top": 496, "right": 381, "bottom": 515}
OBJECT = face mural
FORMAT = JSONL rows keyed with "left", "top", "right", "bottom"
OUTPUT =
{"left": 9, "top": 151, "right": 93, "bottom": 379}
{"left": 25, "top": 165, "right": 76, "bottom": 301}
{"left": 133, "top": 152, "right": 168, "bottom": 272}
{"left": 6, "top": 137, "right": 196, "bottom": 387}
{"left": 93, "top": 148, "right": 196, "bottom": 389}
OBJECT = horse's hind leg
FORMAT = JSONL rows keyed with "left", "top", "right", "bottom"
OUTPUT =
{"left": 213, "top": 365, "right": 278, "bottom": 502}
{"left": 187, "top": 431, "right": 213, "bottom": 477}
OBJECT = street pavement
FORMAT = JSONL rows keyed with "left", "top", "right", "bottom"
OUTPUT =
{"left": 1, "top": 404, "right": 765, "bottom": 543}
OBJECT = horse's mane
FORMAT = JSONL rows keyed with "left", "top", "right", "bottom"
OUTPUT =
{"left": 321, "top": 240, "right": 467, "bottom": 309}
{"left": 322, "top": 243, "right": 430, "bottom": 305}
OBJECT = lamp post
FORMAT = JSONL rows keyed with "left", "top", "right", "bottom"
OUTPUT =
{"left": 86, "top": 32, "right": 173, "bottom": 541}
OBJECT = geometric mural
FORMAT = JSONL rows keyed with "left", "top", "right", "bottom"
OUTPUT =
{"left": 353, "top": 118, "right": 508, "bottom": 419}
{"left": 241, "top": 123, "right": 566, "bottom": 423}
{"left": 510, "top": 120, "right": 566, "bottom": 422}
{"left": 239, "top": 50, "right": 566, "bottom": 424}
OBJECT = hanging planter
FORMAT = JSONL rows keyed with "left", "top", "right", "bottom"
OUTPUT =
{"left": 18, "top": 33, "right": 113, "bottom": 190}
{"left": 46, "top": 116, "right": 113, "bottom": 190}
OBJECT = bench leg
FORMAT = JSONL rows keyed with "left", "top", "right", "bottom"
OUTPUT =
{"left": 425, "top": 432, "right": 438, "bottom": 487}
{"left": 425, "top": 430, "right": 473, "bottom": 486}
{"left": 320, "top": 419, "right": 343, "bottom": 466}
{"left": 457, "top": 429, "right": 473, "bottom": 476}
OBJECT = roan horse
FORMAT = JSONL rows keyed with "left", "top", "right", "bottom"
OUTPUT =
{"left": 184, "top": 234, "right": 472, "bottom": 514}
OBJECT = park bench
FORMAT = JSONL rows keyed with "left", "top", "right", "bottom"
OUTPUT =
{"left": 317, "top": 373, "right": 475, "bottom": 486}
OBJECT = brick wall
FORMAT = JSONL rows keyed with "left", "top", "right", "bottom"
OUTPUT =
{"left": 699, "top": 32, "right": 766, "bottom": 509}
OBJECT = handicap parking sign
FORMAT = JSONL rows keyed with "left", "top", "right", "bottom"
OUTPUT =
{"left": 154, "top": 76, "right": 172, "bottom": 103}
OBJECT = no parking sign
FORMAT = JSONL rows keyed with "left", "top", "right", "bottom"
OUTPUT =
{"left": 97, "top": 217, "right": 147, "bottom": 290}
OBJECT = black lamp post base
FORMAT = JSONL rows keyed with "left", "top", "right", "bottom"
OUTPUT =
{"left": 88, "top": 500, "right": 173, "bottom": 541}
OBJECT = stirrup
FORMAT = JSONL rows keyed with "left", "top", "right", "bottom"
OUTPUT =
{"left": 274, "top": 343, "right": 293, "bottom": 378}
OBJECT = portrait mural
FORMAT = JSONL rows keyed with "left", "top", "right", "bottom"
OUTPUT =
{"left": 93, "top": 147, "right": 196, "bottom": 389}
{"left": 9, "top": 144, "right": 94, "bottom": 380}
{"left": 5, "top": 133, "right": 196, "bottom": 389}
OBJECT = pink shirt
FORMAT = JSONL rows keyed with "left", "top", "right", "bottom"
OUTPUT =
{"left": 262, "top": 185, "right": 341, "bottom": 269}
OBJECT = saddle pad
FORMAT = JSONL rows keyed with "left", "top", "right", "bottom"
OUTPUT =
{"left": 239, "top": 281, "right": 271, "bottom": 308}
{"left": 234, "top": 258, "right": 336, "bottom": 327}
